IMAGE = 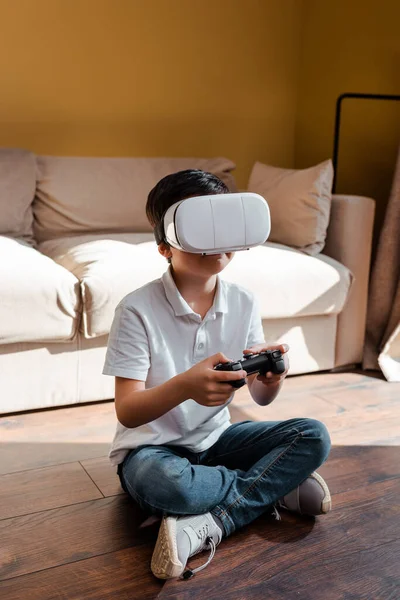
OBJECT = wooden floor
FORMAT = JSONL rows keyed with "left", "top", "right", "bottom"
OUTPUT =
{"left": 0, "top": 370, "right": 399, "bottom": 600}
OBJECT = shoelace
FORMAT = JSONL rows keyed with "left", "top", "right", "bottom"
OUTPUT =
{"left": 271, "top": 505, "right": 281, "bottom": 521}
{"left": 180, "top": 523, "right": 218, "bottom": 580}
{"left": 181, "top": 536, "right": 216, "bottom": 580}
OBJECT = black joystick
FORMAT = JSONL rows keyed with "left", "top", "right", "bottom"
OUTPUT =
{"left": 214, "top": 349, "right": 286, "bottom": 389}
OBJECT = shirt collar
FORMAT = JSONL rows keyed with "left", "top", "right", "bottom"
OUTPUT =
{"left": 161, "top": 266, "right": 228, "bottom": 318}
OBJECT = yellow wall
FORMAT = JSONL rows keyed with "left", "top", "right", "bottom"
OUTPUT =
{"left": 1, "top": 0, "right": 398, "bottom": 204}
{"left": 295, "top": 0, "right": 400, "bottom": 246}
{"left": 0, "top": 0, "right": 301, "bottom": 189}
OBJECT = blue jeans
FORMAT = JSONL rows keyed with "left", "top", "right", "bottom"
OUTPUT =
{"left": 118, "top": 418, "right": 331, "bottom": 537}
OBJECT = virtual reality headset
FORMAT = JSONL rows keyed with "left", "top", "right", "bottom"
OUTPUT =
{"left": 155, "top": 192, "right": 270, "bottom": 255}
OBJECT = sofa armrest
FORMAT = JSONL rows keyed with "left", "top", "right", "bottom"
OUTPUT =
{"left": 323, "top": 194, "right": 375, "bottom": 366}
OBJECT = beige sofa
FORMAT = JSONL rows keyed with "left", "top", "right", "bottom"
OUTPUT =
{"left": 0, "top": 149, "right": 375, "bottom": 414}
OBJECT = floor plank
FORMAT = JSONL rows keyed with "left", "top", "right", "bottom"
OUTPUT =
{"left": 0, "top": 462, "right": 103, "bottom": 520}
{"left": 234, "top": 391, "right": 340, "bottom": 420}
{"left": 0, "top": 546, "right": 164, "bottom": 600}
{"left": 0, "top": 402, "right": 150, "bottom": 475}
{"left": 0, "top": 401, "right": 116, "bottom": 475}
{"left": 318, "top": 445, "right": 400, "bottom": 494}
{"left": 235, "top": 374, "right": 400, "bottom": 446}
{"left": 283, "top": 369, "right": 386, "bottom": 396}
{"left": 203, "top": 541, "right": 400, "bottom": 600}
{"left": 0, "top": 495, "right": 152, "bottom": 580}
{"left": 81, "top": 457, "right": 124, "bottom": 497}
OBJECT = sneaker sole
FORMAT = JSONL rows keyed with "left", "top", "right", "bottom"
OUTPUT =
{"left": 151, "top": 516, "right": 184, "bottom": 580}
{"left": 312, "top": 471, "right": 332, "bottom": 513}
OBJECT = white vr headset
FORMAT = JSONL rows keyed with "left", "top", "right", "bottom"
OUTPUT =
{"left": 156, "top": 192, "right": 270, "bottom": 255}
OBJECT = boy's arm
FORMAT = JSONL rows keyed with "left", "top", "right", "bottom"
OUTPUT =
{"left": 115, "top": 376, "right": 188, "bottom": 428}
{"left": 245, "top": 344, "right": 290, "bottom": 406}
{"left": 247, "top": 371, "right": 285, "bottom": 406}
{"left": 115, "top": 352, "right": 248, "bottom": 428}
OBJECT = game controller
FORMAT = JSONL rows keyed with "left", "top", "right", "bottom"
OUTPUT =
{"left": 214, "top": 350, "right": 286, "bottom": 389}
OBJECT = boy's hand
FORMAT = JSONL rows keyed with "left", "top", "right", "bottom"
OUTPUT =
{"left": 178, "top": 353, "right": 247, "bottom": 407}
{"left": 243, "top": 343, "right": 290, "bottom": 386}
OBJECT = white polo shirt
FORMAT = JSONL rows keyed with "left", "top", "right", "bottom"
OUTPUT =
{"left": 103, "top": 266, "right": 265, "bottom": 466}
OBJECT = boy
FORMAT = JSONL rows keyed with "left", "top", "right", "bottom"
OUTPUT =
{"left": 103, "top": 170, "right": 331, "bottom": 581}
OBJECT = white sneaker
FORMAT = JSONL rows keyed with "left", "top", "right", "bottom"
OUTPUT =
{"left": 151, "top": 512, "right": 223, "bottom": 580}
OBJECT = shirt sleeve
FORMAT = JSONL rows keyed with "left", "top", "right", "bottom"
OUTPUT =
{"left": 102, "top": 302, "right": 150, "bottom": 380}
{"left": 246, "top": 294, "right": 266, "bottom": 349}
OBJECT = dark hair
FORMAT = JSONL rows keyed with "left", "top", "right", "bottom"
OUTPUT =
{"left": 146, "top": 170, "right": 229, "bottom": 252}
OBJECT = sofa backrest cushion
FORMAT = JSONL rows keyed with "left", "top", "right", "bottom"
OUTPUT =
{"left": 0, "top": 148, "right": 36, "bottom": 243}
{"left": 247, "top": 159, "right": 334, "bottom": 255}
{"left": 33, "top": 156, "right": 236, "bottom": 242}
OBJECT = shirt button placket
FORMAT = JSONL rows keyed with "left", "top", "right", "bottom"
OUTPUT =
{"left": 195, "top": 323, "right": 206, "bottom": 360}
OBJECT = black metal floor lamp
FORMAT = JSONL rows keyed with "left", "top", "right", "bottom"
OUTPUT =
{"left": 332, "top": 93, "right": 400, "bottom": 193}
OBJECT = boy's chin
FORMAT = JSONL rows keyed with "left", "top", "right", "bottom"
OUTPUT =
{"left": 199, "top": 253, "right": 231, "bottom": 271}
{"left": 201, "top": 253, "right": 224, "bottom": 259}
{"left": 173, "top": 251, "right": 234, "bottom": 274}
{"left": 201, "top": 252, "right": 233, "bottom": 261}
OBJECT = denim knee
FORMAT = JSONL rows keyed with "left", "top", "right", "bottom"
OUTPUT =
{"left": 126, "top": 451, "right": 193, "bottom": 512}
{"left": 304, "top": 418, "right": 331, "bottom": 463}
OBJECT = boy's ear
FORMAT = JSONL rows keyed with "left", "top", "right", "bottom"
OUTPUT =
{"left": 158, "top": 242, "right": 172, "bottom": 260}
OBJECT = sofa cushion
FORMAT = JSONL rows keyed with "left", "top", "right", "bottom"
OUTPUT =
{"left": 0, "top": 148, "right": 36, "bottom": 243}
{"left": 39, "top": 233, "right": 165, "bottom": 338}
{"left": 221, "top": 243, "right": 352, "bottom": 318}
{"left": 0, "top": 236, "right": 80, "bottom": 344}
{"left": 33, "top": 156, "right": 237, "bottom": 242}
{"left": 39, "top": 235, "right": 353, "bottom": 339}
{"left": 247, "top": 160, "right": 334, "bottom": 255}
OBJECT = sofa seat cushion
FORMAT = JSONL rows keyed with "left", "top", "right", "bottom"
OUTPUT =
{"left": 0, "top": 236, "right": 80, "bottom": 344}
{"left": 39, "top": 233, "right": 166, "bottom": 338}
{"left": 221, "top": 242, "right": 353, "bottom": 318}
{"left": 39, "top": 235, "right": 353, "bottom": 339}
